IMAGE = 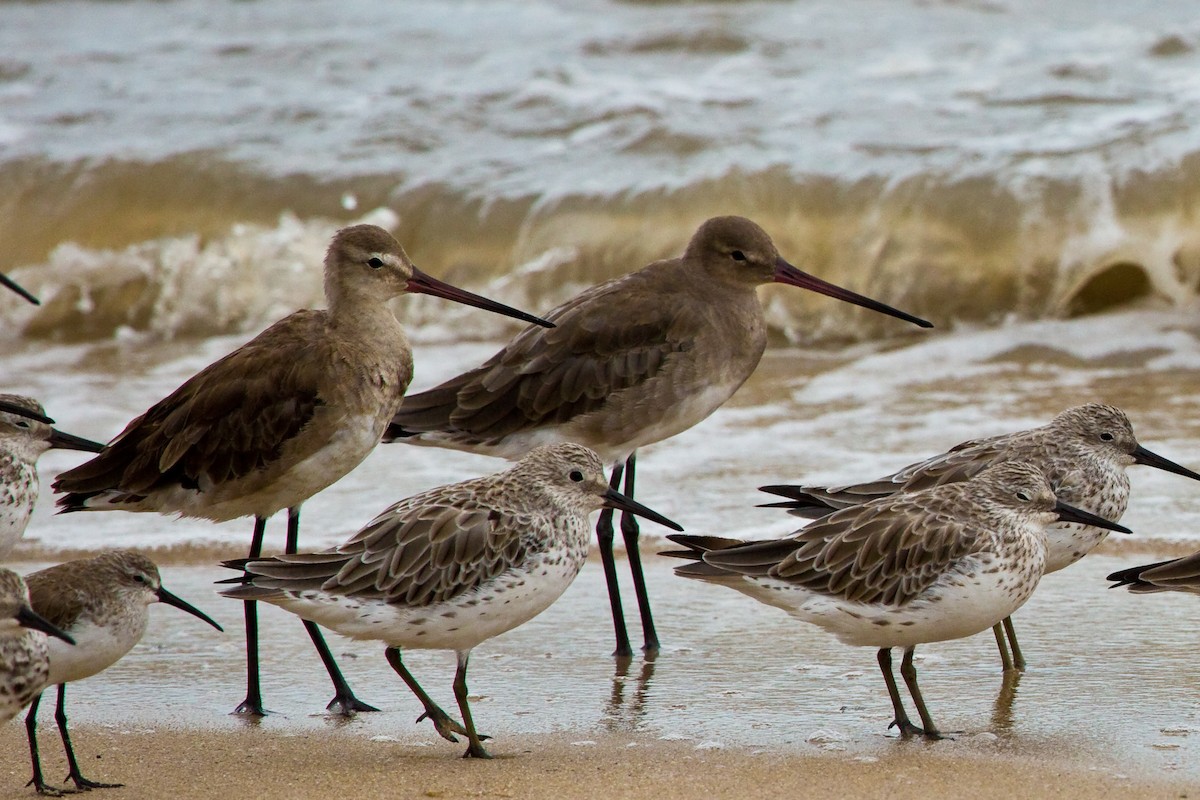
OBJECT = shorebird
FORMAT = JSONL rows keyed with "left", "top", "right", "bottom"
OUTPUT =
{"left": 665, "top": 462, "right": 1130, "bottom": 738}
{"left": 52, "top": 224, "right": 553, "bottom": 717}
{"left": 22, "top": 550, "right": 222, "bottom": 795}
{"left": 0, "top": 395, "right": 105, "bottom": 559}
{"left": 758, "top": 404, "right": 1200, "bottom": 671}
{"left": 0, "top": 569, "right": 74, "bottom": 725}
{"left": 1, "top": 272, "right": 39, "bottom": 305}
{"left": 1108, "top": 550, "right": 1200, "bottom": 596}
{"left": 220, "top": 442, "right": 682, "bottom": 758}
{"left": 385, "top": 215, "right": 932, "bottom": 657}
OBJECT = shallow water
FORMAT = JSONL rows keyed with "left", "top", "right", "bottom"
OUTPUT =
{"left": 4, "top": 554, "right": 1196, "bottom": 782}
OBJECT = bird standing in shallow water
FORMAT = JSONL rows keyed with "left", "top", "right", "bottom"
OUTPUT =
{"left": 758, "top": 404, "right": 1200, "bottom": 671}
{"left": 221, "top": 442, "right": 681, "bottom": 758}
{"left": 22, "top": 550, "right": 222, "bottom": 796}
{"left": 0, "top": 569, "right": 74, "bottom": 726}
{"left": 0, "top": 395, "right": 104, "bottom": 559}
{"left": 386, "top": 215, "right": 931, "bottom": 657}
{"left": 52, "top": 224, "right": 553, "bottom": 717}
{"left": 666, "top": 462, "right": 1129, "bottom": 738}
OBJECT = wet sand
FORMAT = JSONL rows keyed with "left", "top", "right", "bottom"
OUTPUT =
{"left": 0, "top": 726, "right": 1188, "bottom": 800}
{"left": 0, "top": 553, "right": 1197, "bottom": 798}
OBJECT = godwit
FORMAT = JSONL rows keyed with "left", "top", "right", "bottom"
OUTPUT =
{"left": 386, "top": 215, "right": 931, "bottom": 656}
{"left": 53, "top": 224, "right": 552, "bottom": 716}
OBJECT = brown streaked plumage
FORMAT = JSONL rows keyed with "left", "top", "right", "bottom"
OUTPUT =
{"left": 22, "top": 550, "right": 221, "bottom": 795}
{"left": 51, "top": 224, "right": 552, "bottom": 717}
{"left": 759, "top": 403, "right": 1200, "bottom": 671}
{"left": 386, "top": 215, "right": 932, "bottom": 656}
{"left": 666, "top": 462, "right": 1130, "bottom": 739}
{"left": 0, "top": 569, "right": 74, "bottom": 726}
{"left": 220, "top": 443, "right": 681, "bottom": 759}
{"left": 1108, "top": 551, "right": 1200, "bottom": 596}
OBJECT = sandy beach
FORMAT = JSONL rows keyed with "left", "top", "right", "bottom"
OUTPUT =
{"left": 0, "top": 726, "right": 1191, "bottom": 800}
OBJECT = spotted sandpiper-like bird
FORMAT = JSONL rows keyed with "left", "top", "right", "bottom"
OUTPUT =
{"left": 0, "top": 568, "right": 74, "bottom": 725}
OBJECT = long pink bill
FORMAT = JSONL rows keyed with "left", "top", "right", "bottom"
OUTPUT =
{"left": 408, "top": 268, "right": 554, "bottom": 329}
{"left": 773, "top": 258, "right": 932, "bottom": 329}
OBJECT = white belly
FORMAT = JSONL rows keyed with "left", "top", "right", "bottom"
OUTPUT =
{"left": 46, "top": 613, "right": 148, "bottom": 686}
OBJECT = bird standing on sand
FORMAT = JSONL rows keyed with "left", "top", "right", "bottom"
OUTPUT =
{"left": 0, "top": 569, "right": 74, "bottom": 725}
{"left": 759, "top": 404, "right": 1200, "bottom": 671}
{"left": 0, "top": 396, "right": 105, "bottom": 559}
{"left": 22, "top": 550, "right": 222, "bottom": 795}
{"left": 666, "top": 462, "right": 1129, "bottom": 738}
{"left": 52, "top": 224, "right": 552, "bottom": 717}
{"left": 386, "top": 215, "right": 931, "bottom": 657}
{"left": 221, "top": 442, "right": 682, "bottom": 759}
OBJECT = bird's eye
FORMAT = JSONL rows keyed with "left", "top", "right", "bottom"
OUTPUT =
{"left": 569, "top": 470, "right": 584, "bottom": 483}
{"left": 730, "top": 250, "right": 747, "bottom": 262}
{"left": 130, "top": 573, "right": 148, "bottom": 584}
{"left": 1099, "top": 432, "right": 1114, "bottom": 442}
{"left": 367, "top": 257, "right": 385, "bottom": 269}
{"left": 1016, "top": 490, "right": 1032, "bottom": 502}
{"left": 14, "top": 420, "right": 30, "bottom": 429}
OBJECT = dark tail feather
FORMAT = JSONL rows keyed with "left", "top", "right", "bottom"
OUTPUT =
{"left": 757, "top": 485, "right": 837, "bottom": 518}
{"left": 382, "top": 422, "right": 419, "bottom": 442}
{"left": 1107, "top": 559, "right": 1175, "bottom": 592}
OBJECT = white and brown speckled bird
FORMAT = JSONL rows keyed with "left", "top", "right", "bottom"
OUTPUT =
{"left": 52, "top": 224, "right": 553, "bottom": 717}
{"left": 385, "top": 215, "right": 932, "bottom": 657}
{"left": 666, "top": 462, "right": 1129, "bottom": 739}
{"left": 0, "top": 396, "right": 104, "bottom": 559}
{"left": 0, "top": 569, "right": 74, "bottom": 726}
{"left": 22, "top": 550, "right": 222, "bottom": 795}
{"left": 759, "top": 404, "right": 1200, "bottom": 671}
{"left": 221, "top": 442, "right": 681, "bottom": 759}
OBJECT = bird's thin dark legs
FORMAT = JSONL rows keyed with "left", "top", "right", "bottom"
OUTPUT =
{"left": 385, "top": 647, "right": 474, "bottom": 743}
{"left": 1002, "top": 616, "right": 1026, "bottom": 672}
{"left": 878, "top": 648, "right": 921, "bottom": 737}
{"left": 56, "top": 684, "right": 121, "bottom": 790}
{"left": 597, "top": 463, "right": 633, "bottom": 658}
{"left": 992, "top": 622, "right": 1014, "bottom": 672}
{"left": 452, "top": 650, "right": 491, "bottom": 759}
{"left": 24, "top": 691, "right": 53, "bottom": 795}
{"left": 233, "top": 515, "right": 269, "bottom": 716}
{"left": 286, "top": 507, "right": 379, "bottom": 715}
{"left": 619, "top": 453, "right": 659, "bottom": 654}
{"left": 900, "top": 647, "right": 944, "bottom": 740}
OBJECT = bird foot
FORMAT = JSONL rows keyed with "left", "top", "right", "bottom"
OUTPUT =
{"left": 415, "top": 709, "right": 490, "bottom": 744}
{"left": 326, "top": 694, "right": 381, "bottom": 716}
{"left": 463, "top": 741, "right": 493, "bottom": 759}
{"left": 231, "top": 698, "right": 268, "bottom": 717}
{"left": 28, "top": 778, "right": 72, "bottom": 796}
{"left": 888, "top": 718, "right": 926, "bottom": 738}
{"left": 69, "top": 774, "right": 123, "bottom": 791}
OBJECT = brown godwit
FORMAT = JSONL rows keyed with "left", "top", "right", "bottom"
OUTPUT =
{"left": 52, "top": 224, "right": 552, "bottom": 716}
{"left": 21, "top": 551, "right": 221, "bottom": 794}
{"left": 666, "top": 462, "right": 1129, "bottom": 739}
{"left": 385, "top": 215, "right": 931, "bottom": 656}
{"left": 759, "top": 403, "right": 1200, "bottom": 671}
{"left": 220, "top": 442, "right": 681, "bottom": 758}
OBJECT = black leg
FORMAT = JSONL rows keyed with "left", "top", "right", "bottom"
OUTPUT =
{"left": 597, "top": 463, "right": 633, "bottom": 658}
{"left": 56, "top": 684, "right": 121, "bottom": 790}
{"left": 619, "top": 453, "right": 659, "bottom": 654}
{"left": 992, "top": 622, "right": 1014, "bottom": 672}
{"left": 452, "top": 650, "right": 491, "bottom": 759}
{"left": 900, "top": 647, "right": 944, "bottom": 740}
{"left": 878, "top": 648, "right": 921, "bottom": 737}
{"left": 385, "top": 647, "right": 475, "bottom": 743}
{"left": 25, "top": 691, "right": 59, "bottom": 796}
{"left": 233, "top": 516, "right": 269, "bottom": 716}
{"left": 286, "top": 507, "right": 379, "bottom": 715}
{"left": 1002, "top": 616, "right": 1026, "bottom": 672}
